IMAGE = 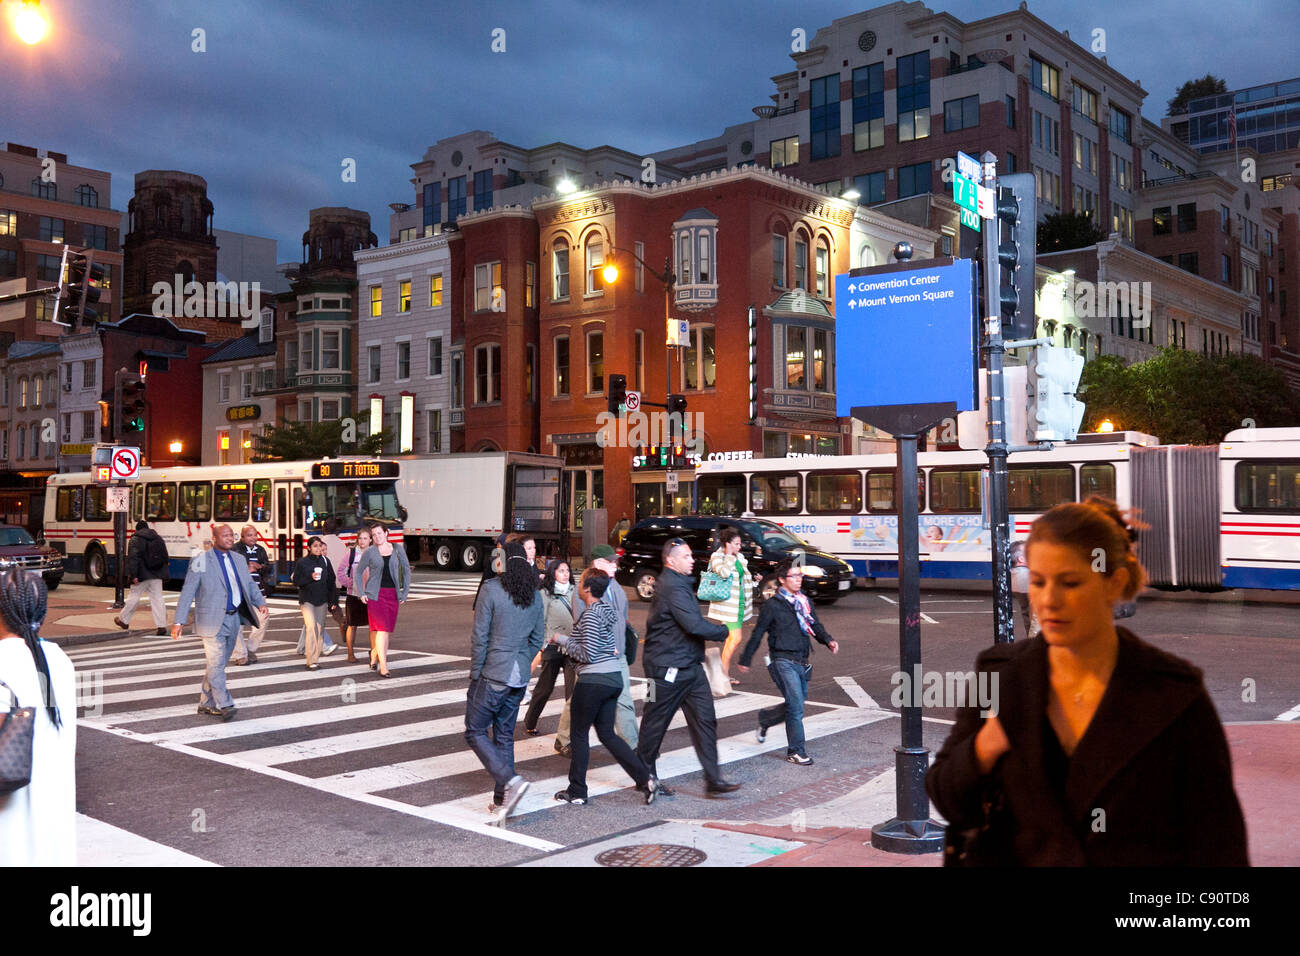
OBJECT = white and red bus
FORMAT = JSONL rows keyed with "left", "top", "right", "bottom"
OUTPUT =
{"left": 693, "top": 428, "right": 1300, "bottom": 591}
{"left": 44, "top": 458, "right": 406, "bottom": 586}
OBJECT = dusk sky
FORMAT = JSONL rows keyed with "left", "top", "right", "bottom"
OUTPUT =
{"left": 3, "top": 0, "right": 1293, "bottom": 261}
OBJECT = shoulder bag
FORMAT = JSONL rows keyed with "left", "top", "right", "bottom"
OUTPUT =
{"left": 696, "top": 570, "right": 732, "bottom": 603}
{"left": 0, "top": 678, "right": 35, "bottom": 794}
{"left": 942, "top": 773, "right": 1015, "bottom": 867}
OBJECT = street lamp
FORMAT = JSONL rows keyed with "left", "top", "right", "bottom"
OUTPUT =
{"left": 1097, "top": 418, "right": 1115, "bottom": 433}
{"left": 6, "top": 0, "right": 49, "bottom": 44}
{"left": 168, "top": 440, "right": 183, "bottom": 454}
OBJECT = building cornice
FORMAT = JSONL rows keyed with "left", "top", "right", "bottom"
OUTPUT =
{"left": 354, "top": 233, "right": 454, "bottom": 265}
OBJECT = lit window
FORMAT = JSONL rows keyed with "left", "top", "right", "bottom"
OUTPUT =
{"left": 475, "top": 262, "right": 503, "bottom": 311}
{"left": 429, "top": 274, "right": 443, "bottom": 307}
{"left": 399, "top": 280, "right": 411, "bottom": 312}
{"left": 370, "top": 285, "right": 382, "bottom": 317}
{"left": 586, "top": 238, "right": 604, "bottom": 295}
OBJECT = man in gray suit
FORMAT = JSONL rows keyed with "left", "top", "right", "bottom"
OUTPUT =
{"left": 172, "top": 524, "right": 270, "bottom": 720}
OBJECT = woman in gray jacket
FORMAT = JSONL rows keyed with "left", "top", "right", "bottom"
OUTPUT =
{"left": 354, "top": 523, "right": 411, "bottom": 677}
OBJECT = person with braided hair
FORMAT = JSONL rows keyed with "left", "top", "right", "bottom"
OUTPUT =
{"left": 0, "top": 570, "right": 76, "bottom": 865}
{"left": 927, "top": 496, "right": 1248, "bottom": 866}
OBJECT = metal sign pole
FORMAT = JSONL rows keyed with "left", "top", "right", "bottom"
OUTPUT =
{"left": 112, "top": 497, "right": 126, "bottom": 609}
{"left": 981, "top": 152, "right": 1014, "bottom": 645}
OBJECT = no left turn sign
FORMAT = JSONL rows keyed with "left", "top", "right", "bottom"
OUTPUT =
{"left": 110, "top": 446, "right": 140, "bottom": 480}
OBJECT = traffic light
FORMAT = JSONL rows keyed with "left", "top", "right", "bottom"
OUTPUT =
{"left": 995, "top": 172, "right": 1036, "bottom": 340}
{"left": 118, "top": 373, "right": 146, "bottom": 438}
{"left": 1025, "top": 345, "right": 1085, "bottom": 443}
{"left": 607, "top": 373, "right": 627, "bottom": 416}
{"left": 64, "top": 257, "right": 105, "bottom": 328}
{"left": 667, "top": 393, "right": 687, "bottom": 417}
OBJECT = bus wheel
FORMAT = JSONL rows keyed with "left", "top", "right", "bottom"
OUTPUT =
{"left": 85, "top": 546, "right": 109, "bottom": 587}
{"left": 433, "top": 540, "right": 455, "bottom": 571}
{"left": 460, "top": 540, "right": 484, "bottom": 572}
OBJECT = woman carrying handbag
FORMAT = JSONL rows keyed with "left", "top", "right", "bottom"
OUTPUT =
{"left": 0, "top": 570, "right": 76, "bottom": 865}
{"left": 701, "top": 528, "right": 757, "bottom": 698}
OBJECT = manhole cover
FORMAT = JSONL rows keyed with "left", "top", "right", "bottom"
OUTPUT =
{"left": 595, "top": 844, "right": 707, "bottom": 867}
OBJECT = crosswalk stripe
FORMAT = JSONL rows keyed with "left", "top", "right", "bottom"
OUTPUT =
{"left": 86, "top": 647, "right": 306, "bottom": 686}
{"left": 439, "top": 706, "right": 891, "bottom": 818}
{"left": 83, "top": 654, "right": 463, "bottom": 707}
{"left": 84, "top": 668, "right": 471, "bottom": 726}
{"left": 78, "top": 647, "right": 300, "bottom": 678}
{"left": 312, "top": 690, "right": 784, "bottom": 798}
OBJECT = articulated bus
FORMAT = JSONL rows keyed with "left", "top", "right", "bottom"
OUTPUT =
{"left": 693, "top": 428, "right": 1300, "bottom": 591}
{"left": 44, "top": 458, "right": 406, "bottom": 586}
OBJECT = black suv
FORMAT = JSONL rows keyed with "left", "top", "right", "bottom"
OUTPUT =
{"left": 616, "top": 515, "right": 854, "bottom": 604}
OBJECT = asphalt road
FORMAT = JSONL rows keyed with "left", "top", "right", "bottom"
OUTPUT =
{"left": 63, "top": 570, "right": 1300, "bottom": 866}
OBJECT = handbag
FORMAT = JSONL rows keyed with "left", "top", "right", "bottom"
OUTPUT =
{"left": 0, "top": 678, "right": 36, "bottom": 794}
{"left": 329, "top": 603, "right": 348, "bottom": 632}
{"left": 696, "top": 570, "right": 733, "bottom": 603}
{"left": 624, "top": 623, "right": 639, "bottom": 666}
{"left": 942, "top": 775, "right": 1015, "bottom": 867}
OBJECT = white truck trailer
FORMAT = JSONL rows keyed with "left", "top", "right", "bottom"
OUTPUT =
{"left": 396, "top": 452, "right": 564, "bottom": 570}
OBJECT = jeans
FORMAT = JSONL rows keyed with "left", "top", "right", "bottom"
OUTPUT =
{"left": 567, "top": 675, "right": 650, "bottom": 799}
{"left": 199, "top": 612, "right": 241, "bottom": 709}
{"left": 636, "top": 662, "right": 723, "bottom": 786}
{"left": 760, "top": 658, "right": 811, "bottom": 757}
{"left": 464, "top": 677, "right": 527, "bottom": 792}
{"left": 121, "top": 578, "right": 166, "bottom": 628}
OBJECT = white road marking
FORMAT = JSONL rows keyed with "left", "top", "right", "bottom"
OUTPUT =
{"left": 833, "top": 675, "right": 880, "bottom": 710}
{"left": 1274, "top": 703, "right": 1300, "bottom": 722}
{"left": 877, "top": 594, "right": 897, "bottom": 605}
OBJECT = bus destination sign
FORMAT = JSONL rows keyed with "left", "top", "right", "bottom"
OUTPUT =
{"left": 311, "top": 461, "right": 399, "bottom": 480}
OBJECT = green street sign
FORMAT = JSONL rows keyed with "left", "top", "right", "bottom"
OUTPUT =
{"left": 953, "top": 175, "right": 981, "bottom": 232}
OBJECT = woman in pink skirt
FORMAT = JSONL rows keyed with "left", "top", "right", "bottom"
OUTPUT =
{"left": 355, "top": 523, "right": 411, "bottom": 677}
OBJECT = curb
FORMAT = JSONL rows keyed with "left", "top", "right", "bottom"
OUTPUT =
{"left": 45, "top": 629, "right": 143, "bottom": 648}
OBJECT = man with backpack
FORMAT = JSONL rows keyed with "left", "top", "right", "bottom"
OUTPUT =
{"left": 115, "top": 520, "right": 171, "bottom": 636}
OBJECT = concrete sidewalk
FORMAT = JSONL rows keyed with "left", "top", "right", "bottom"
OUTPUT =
{"left": 707, "top": 721, "right": 1298, "bottom": 867}
{"left": 39, "top": 590, "right": 143, "bottom": 647}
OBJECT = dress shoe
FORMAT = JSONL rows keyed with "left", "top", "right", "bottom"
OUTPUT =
{"left": 706, "top": 780, "right": 742, "bottom": 796}
{"left": 155, "top": 627, "right": 167, "bottom": 636}
{"left": 197, "top": 704, "right": 224, "bottom": 717}
{"left": 218, "top": 706, "right": 237, "bottom": 721}
{"left": 644, "top": 777, "right": 660, "bottom": 805}
{"left": 245, "top": 652, "right": 258, "bottom": 664}
{"left": 654, "top": 781, "right": 676, "bottom": 797}
{"left": 554, "top": 741, "right": 572, "bottom": 758}
{"left": 113, "top": 617, "right": 128, "bottom": 630}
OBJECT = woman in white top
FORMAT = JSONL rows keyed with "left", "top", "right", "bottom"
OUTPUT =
{"left": 0, "top": 570, "right": 76, "bottom": 866}
{"left": 703, "top": 528, "right": 759, "bottom": 697}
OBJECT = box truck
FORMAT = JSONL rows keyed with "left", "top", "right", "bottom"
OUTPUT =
{"left": 397, "top": 452, "right": 564, "bottom": 570}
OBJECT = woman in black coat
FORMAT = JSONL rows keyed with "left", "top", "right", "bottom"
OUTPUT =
{"left": 926, "top": 497, "right": 1248, "bottom": 866}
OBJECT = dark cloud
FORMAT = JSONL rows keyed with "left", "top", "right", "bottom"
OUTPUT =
{"left": 2, "top": 0, "right": 1290, "bottom": 259}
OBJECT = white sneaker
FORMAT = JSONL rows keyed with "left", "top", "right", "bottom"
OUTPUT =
{"left": 756, "top": 721, "right": 767, "bottom": 744}
{"left": 322, "top": 644, "right": 338, "bottom": 656}
{"left": 496, "top": 775, "right": 530, "bottom": 825}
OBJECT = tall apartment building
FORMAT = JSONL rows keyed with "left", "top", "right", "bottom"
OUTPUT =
{"left": 1167, "top": 76, "right": 1300, "bottom": 157}
{"left": 0, "top": 142, "right": 124, "bottom": 342}
{"left": 652, "top": 0, "right": 1144, "bottom": 243}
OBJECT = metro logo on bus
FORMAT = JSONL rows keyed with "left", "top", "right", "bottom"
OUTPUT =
{"left": 311, "top": 461, "right": 399, "bottom": 480}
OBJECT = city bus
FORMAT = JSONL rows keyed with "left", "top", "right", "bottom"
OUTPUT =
{"left": 693, "top": 428, "right": 1300, "bottom": 591}
{"left": 44, "top": 458, "right": 406, "bottom": 586}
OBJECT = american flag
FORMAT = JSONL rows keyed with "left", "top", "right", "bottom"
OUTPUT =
{"left": 1228, "top": 107, "right": 1237, "bottom": 147}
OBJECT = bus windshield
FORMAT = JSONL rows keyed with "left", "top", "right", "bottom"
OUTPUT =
{"left": 304, "top": 480, "right": 403, "bottom": 532}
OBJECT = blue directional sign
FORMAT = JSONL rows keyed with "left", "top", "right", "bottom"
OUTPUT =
{"left": 833, "top": 258, "right": 978, "bottom": 416}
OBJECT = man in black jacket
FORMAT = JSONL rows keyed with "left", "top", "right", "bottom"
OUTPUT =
{"left": 738, "top": 559, "right": 838, "bottom": 765}
{"left": 114, "top": 520, "right": 171, "bottom": 635}
{"left": 230, "top": 525, "right": 273, "bottom": 666}
{"left": 635, "top": 538, "right": 741, "bottom": 797}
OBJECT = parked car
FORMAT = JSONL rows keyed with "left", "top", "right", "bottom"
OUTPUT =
{"left": 615, "top": 515, "right": 854, "bottom": 604}
{"left": 0, "top": 525, "right": 64, "bottom": 590}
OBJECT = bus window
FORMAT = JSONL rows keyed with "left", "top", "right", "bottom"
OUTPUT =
{"left": 865, "top": 470, "right": 926, "bottom": 513}
{"left": 750, "top": 473, "right": 801, "bottom": 514}
{"left": 277, "top": 487, "right": 288, "bottom": 529}
{"left": 697, "top": 475, "right": 746, "bottom": 516}
{"left": 1236, "top": 461, "right": 1300, "bottom": 512}
{"left": 252, "top": 479, "right": 272, "bottom": 523}
{"left": 85, "top": 486, "right": 108, "bottom": 522}
{"left": 1008, "top": 465, "right": 1075, "bottom": 512}
{"left": 292, "top": 488, "right": 304, "bottom": 531}
{"left": 133, "top": 484, "right": 144, "bottom": 522}
{"left": 1080, "top": 463, "right": 1116, "bottom": 500}
{"left": 807, "top": 471, "right": 862, "bottom": 514}
{"left": 145, "top": 483, "right": 177, "bottom": 521}
{"left": 178, "top": 482, "right": 211, "bottom": 522}
{"left": 929, "top": 468, "right": 982, "bottom": 513}
{"left": 214, "top": 480, "right": 250, "bottom": 522}
{"left": 55, "top": 487, "right": 82, "bottom": 521}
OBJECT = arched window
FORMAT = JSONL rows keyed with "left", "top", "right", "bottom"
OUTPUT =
{"left": 552, "top": 238, "right": 569, "bottom": 299}
{"left": 585, "top": 236, "right": 604, "bottom": 294}
{"left": 793, "top": 232, "right": 809, "bottom": 290}
{"left": 33, "top": 375, "right": 42, "bottom": 407}
{"left": 18, "top": 377, "right": 29, "bottom": 408}
{"left": 177, "top": 260, "right": 195, "bottom": 286}
{"left": 76, "top": 184, "right": 99, "bottom": 208}
{"left": 859, "top": 244, "right": 876, "bottom": 269}
{"left": 156, "top": 203, "right": 167, "bottom": 225}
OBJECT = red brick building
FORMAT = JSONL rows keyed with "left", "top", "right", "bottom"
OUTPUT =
{"left": 452, "top": 165, "right": 935, "bottom": 546}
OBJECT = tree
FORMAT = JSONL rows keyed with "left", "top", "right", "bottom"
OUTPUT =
{"left": 1078, "top": 347, "right": 1300, "bottom": 443}
{"left": 250, "top": 417, "right": 393, "bottom": 462}
{"left": 1037, "top": 211, "right": 1107, "bottom": 253}
{"left": 1167, "top": 74, "right": 1227, "bottom": 116}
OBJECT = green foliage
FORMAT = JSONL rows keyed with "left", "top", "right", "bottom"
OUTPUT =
{"left": 1079, "top": 347, "right": 1300, "bottom": 443}
{"left": 1037, "top": 211, "right": 1108, "bottom": 253}
{"left": 1167, "top": 74, "right": 1228, "bottom": 116}
{"left": 250, "top": 417, "right": 392, "bottom": 462}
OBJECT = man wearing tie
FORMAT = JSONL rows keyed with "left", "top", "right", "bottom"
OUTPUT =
{"left": 172, "top": 524, "right": 270, "bottom": 720}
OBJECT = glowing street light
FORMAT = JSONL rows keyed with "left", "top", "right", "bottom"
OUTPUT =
{"left": 168, "top": 440, "right": 183, "bottom": 454}
{"left": 601, "top": 262, "right": 619, "bottom": 284}
{"left": 555, "top": 178, "right": 577, "bottom": 195}
{"left": 1097, "top": 419, "right": 1115, "bottom": 433}
{"left": 9, "top": 0, "right": 49, "bottom": 44}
